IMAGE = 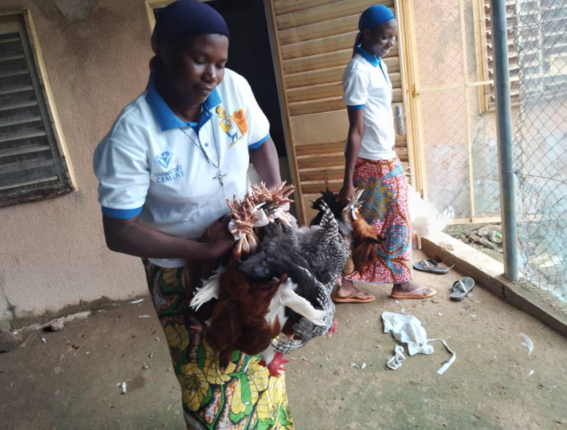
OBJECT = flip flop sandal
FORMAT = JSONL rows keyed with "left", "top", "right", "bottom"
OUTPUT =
{"left": 390, "top": 286, "right": 438, "bottom": 300}
{"left": 331, "top": 291, "right": 375, "bottom": 304}
{"left": 450, "top": 277, "right": 475, "bottom": 301}
{"left": 413, "top": 259, "right": 454, "bottom": 274}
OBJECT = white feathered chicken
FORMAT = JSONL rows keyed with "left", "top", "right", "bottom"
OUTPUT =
{"left": 408, "top": 185, "right": 454, "bottom": 249}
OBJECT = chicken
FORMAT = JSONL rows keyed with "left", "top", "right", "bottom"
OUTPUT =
{"left": 190, "top": 183, "right": 330, "bottom": 376}
{"left": 238, "top": 200, "right": 344, "bottom": 357}
{"left": 238, "top": 218, "right": 337, "bottom": 359}
{"left": 181, "top": 219, "right": 228, "bottom": 324}
{"left": 343, "top": 189, "right": 384, "bottom": 274}
{"left": 250, "top": 182, "right": 295, "bottom": 227}
{"left": 296, "top": 201, "right": 351, "bottom": 290}
{"left": 205, "top": 257, "right": 288, "bottom": 371}
{"left": 309, "top": 188, "right": 383, "bottom": 277}
{"left": 270, "top": 269, "right": 338, "bottom": 357}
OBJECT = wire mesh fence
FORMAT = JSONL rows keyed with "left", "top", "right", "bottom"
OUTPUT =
{"left": 513, "top": 0, "right": 567, "bottom": 308}
{"left": 411, "top": 0, "right": 502, "bottom": 223}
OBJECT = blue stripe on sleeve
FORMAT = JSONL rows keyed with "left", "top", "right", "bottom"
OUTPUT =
{"left": 347, "top": 105, "right": 365, "bottom": 110}
{"left": 102, "top": 206, "right": 144, "bottom": 219}
{"left": 249, "top": 133, "right": 270, "bottom": 149}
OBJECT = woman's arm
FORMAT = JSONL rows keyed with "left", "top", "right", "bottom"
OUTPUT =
{"left": 249, "top": 137, "right": 282, "bottom": 190}
{"left": 102, "top": 215, "right": 235, "bottom": 260}
{"left": 338, "top": 108, "right": 365, "bottom": 205}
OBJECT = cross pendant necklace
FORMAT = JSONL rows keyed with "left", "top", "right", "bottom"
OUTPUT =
{"left": 180, "top": 125, "right": 226, "bottom": 187}
{"left": 213, "top": 168, "right": 227, "bottom": 186}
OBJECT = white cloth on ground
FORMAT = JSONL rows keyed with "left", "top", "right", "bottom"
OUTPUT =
{"left": 382, "top": 311, "right": 456, "bottom": 375}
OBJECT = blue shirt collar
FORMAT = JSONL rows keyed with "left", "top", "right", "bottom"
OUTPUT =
{"left": 146, "top": 73, "right": 222, "bottom": 131}
{"left": 355, "top": 46, "right": 381, "bottom": 68}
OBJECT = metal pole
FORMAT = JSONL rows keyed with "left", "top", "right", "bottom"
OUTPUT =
{"left": 491, "top": 0, "right": 519, "bottom": 281}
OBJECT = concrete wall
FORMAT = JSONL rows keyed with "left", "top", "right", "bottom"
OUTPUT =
{"left": 0, "top": 0, "right": 153, "bottom": 319}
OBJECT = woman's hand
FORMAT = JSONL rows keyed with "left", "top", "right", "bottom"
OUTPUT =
{"left": 205, "top": 215, "right": 235, "bottom": 259}
{"left": 103, "top": 214, "right": 233, "bottom": 261}
{"left": 338, "top": 183, "right": 356, "bottom": 207}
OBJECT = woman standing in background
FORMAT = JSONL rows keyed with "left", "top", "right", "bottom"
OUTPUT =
{"left": 334, "top": 5, "right": 437, "bottom": 303}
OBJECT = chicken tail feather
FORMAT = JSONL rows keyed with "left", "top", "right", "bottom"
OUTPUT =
{"left": 280, "top": 280, "right": 327, "bottom": 326}
{"left": 190, "top": 274, "right": 221, "bottom": 311}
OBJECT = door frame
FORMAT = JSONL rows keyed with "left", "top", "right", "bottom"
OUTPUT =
{"left": 262, "top": 0, "right": 305, "bottom": 223}
{"left": 396, "top": 0, "right": 426, "bottom": 197}
{"left": 145, "top": 0, "right": 170, "bottom": 30}
{"left": 262, "top": 0, "right": 420, "bottom": 224}
{"left": 145, "top": 0, "right": 304, "bottom": 221}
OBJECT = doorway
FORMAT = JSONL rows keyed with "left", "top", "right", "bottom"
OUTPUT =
{"left": 150, "top": 0, "right": 287, "bottom": 157}
{"left": 265, "top": 0, "right": 414, "bottom": 223}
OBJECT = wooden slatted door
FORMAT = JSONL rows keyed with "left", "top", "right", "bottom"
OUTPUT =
{"left": 266, "top": 0, "right": 412, "bottom": 223}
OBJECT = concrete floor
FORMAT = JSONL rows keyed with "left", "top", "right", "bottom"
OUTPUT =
{"left": 1, "top": 250, "right": 567, "bottom": 430}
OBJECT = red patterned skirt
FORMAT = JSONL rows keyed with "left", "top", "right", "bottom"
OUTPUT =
{"left": 345, "top": 157, "right": 413, "bottom": 284}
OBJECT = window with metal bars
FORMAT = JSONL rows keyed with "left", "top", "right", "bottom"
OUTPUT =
{"left": 482, "top": 0, "right": 567, "bottom": 110}
{"left": 483, "top": 0, "right": 521, "bottom": 110}
{"left": 0, "top": 11, "right": 74, "bottom": 208}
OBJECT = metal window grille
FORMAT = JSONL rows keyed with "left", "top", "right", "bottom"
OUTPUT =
{"left": 0, "top": 12, "right": 73, "bottom": 208}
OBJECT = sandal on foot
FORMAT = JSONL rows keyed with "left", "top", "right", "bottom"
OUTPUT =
{"left": 450, "top": 277, "right": 475, "bottom": 301}
{"left": 413, "top": 259, "right": 453, "bottom": 274}
{"left": 331, "top": 291, "right": 375, "bottom": 304}
{"left": 390, "top": 286, "right": 437, "bottom": 300}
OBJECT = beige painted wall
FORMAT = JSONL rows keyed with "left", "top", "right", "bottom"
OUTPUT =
{"left": 0, "top": 0, "right": 155, "bottom": 319}
{"left": 0, "top": 0, "right": 295, "bottom": 319}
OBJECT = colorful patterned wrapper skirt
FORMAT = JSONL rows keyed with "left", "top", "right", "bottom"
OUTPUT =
{"left": 143, "top": 259, "right": 294, "bottom": 430}
{"left": 344, "top": 157, "right": 413, "bottom": 285}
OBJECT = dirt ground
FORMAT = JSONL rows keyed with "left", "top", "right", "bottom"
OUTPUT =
{"left": 2, "top": 250, "right": 567, "bottom": 430}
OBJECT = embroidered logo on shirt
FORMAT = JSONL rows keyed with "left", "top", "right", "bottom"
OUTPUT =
{"left": 153, "top": 151, "right": 184, "bottom": 183}
{"left": 215, "top": 106, "right": 248, "bottom": 147}
{"left": 155, "top": 151, "right": 172, "bottom": 169}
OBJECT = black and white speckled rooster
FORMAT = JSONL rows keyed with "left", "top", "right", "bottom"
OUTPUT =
{"left": 297, "top": 198, "right": 352, "bottom": 290}
{"left": 241, "top": 199, "right": 347, "bottom": 356}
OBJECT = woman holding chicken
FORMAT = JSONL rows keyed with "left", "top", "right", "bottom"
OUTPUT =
{"left": 93, "top": 1, "right": 292, "bottom": 428}
{"left": 335, "top": 5, "right": 437, "bottom": 303}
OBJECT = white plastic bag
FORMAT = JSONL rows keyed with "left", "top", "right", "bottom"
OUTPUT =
{"left": 407, "top": 185, "right": 454, "bottom": 248}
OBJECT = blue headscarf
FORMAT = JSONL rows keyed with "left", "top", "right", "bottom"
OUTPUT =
{"left": 359, "top": 5, "right": 395, "bottom": 31}
{"left": 154, "top": 0, "right": 230, "bottom": 48}
{"left": 353, "top": 5, "right": 395, "bottom": 54}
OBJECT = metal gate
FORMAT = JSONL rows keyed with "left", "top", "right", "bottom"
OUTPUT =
{"left": 403, "top": 0, "right": 504, "bottom": 223}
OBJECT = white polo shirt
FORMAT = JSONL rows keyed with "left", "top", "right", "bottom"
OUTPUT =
{"left": 342, "top": 46, "right": 396, "bottom": 161}
{"left": 94, "top": 69, "right": 270, "bottom": 268}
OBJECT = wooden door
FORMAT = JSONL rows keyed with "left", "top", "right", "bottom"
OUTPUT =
{"left": 265, "top": 0, "right": 414, "bottom": 223}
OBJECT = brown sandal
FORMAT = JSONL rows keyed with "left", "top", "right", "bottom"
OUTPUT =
{"left": 331, "top": 291, "right": 375, "bottom": 304}
{"left": 390, "top": 286, "right": 437, "bottom": 300}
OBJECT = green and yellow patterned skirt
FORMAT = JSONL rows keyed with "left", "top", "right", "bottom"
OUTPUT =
{"left": 143, "top": 259, "right": 294, "bottom": 430}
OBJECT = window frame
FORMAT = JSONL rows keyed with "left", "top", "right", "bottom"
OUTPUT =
{"left": 479, "top": 0, "right": 567, "bottom": 112}
{"left": 145, "top": 0, "right": 174, "bottom": 31}
{"left": 479, "top": 0, "right": 521, "bottom": 112}
{"left": 0, "top": 8, "right": 76, "bottom": 208}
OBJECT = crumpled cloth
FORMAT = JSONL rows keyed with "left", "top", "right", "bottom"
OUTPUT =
{"left": 382, "top": 312, "right": 456, "bottom": 375}
{"left": 386, "top": 345, "right": 406, "bottom": 370}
